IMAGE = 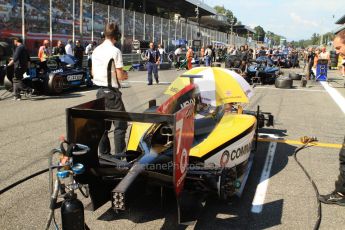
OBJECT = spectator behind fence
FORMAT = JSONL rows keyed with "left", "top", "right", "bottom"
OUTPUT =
{"left": 74, "top": 40, "right": 84, "bottom": 68}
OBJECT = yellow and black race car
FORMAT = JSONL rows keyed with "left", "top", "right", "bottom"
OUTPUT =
{"left": 58, "top": 69, "right": 273, "bottom": 225}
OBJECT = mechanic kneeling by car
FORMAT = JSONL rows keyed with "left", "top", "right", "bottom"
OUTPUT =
{"left": 92, "top": 23, "right": 128, "bottom": 156}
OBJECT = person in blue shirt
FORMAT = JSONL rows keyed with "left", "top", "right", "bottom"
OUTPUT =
{"left": 145, "top": 42, "right": 160, "bottom": 85}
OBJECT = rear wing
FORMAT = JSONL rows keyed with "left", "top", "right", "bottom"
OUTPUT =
{"left": 65, "top": 98, "right": 194, "bottom": 214}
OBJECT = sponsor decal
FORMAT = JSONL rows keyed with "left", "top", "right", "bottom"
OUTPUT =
{"left": 66, "top": 74, "right": 83, "bottom": 81}
{"left": 169, "top": 87, "right": 179, "bottom": 93}
{"left": 219, "top": 142, "right": 252, "bottom": 167}
{"left": 51, "top": 69, "right": 63, "bottom": 74}
{"left": 47, "top": 59, "right": 58, "bottom": 69}
{"left": 180, "top": 98, "right": 195, "bottom": 109}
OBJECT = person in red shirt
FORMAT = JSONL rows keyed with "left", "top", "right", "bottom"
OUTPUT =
{"left": 186, "top": 46, "right": 194, "bottom": 70}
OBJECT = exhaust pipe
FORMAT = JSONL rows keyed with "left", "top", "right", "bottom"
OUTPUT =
{"left": 111, "top": 163, "right": 145, "bottom": 210}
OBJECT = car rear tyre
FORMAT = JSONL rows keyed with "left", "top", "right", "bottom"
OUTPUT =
{"left": 47, "top": 74, "right": 64, "bottom": 94}
{"left": 275, "top": 76, "right": 293, "bottom": 89}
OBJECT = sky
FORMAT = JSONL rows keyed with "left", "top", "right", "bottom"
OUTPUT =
{"left": 202, "top": 0, "right": 344, "bottom": 41}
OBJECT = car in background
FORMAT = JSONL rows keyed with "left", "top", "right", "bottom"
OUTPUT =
{"left": 3, "top": 55, "right": 92, "bottom": 95}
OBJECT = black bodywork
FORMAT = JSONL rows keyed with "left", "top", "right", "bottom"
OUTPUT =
{"left": 3, "top": 55, "right": 92, "bottom": 95}
{"left": 246, "top": 56, "right": 280, "bottom": 84}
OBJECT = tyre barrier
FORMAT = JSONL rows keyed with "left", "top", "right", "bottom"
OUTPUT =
{"left": 159, "top": 63, "right": 171, "bottom": 70}
{"left": 289, "top": 72, "right": 302, "bottom": 80}
{"left": 275, "top": 76, "right": 293, "bottom": 89}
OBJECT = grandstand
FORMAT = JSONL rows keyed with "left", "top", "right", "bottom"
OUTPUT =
{"left": 0, "top": 0, "right": 248, "bottom": 55}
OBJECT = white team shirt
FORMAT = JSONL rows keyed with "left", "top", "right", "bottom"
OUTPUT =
{"left": 174, "top": 48, "right": 181, "bottom": 55}
{"left": 65, "top": 44, "right": 73, "bottom": 56}
{"left": 92, "top": 39, "right": 124, "bottom": 88}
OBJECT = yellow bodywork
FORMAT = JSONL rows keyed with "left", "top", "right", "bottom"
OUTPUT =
{"left": 127, "top": 113, "right": 256, "bottom": 159}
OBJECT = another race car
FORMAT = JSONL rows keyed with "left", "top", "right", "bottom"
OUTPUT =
{"left": 246, "top": 56, "right": 281, "bottom": 84}
{"left": 3, "top": 55, "right": 92, "bottom": 95}
{"left": 46, "top": 67, "right": 274, "bottom": 227}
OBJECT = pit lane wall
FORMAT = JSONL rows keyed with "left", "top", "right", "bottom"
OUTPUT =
{"left": 0, "top": 0, "right": 251, "bottom": 56}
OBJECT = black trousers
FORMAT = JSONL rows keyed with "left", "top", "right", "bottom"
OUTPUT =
{"left": 96, "top": 88, "right": 128, "bottom": 155}
{"left": 75, "top": 58, "right": 83, "bottom": 68}
{"left": 335, "top": 137, "right": 345, "bottom": 194}
{"left": 13, "top": 68, "right": 26, "bottom": 98}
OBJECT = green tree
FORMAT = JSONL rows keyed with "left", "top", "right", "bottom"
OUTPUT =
{"left": 214, "top": 5, "right": 237, "bottom": 25}
{"left": 254, "top": 26, "right": 265, "bottom": 42}
{"left": 311, "top": 33, "right": 320, "bottom": 45}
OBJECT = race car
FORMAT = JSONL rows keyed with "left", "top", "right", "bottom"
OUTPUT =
{"left": 246, "top": 56, "right": 280, "bottom": 84}
{"left": 3, "top": 55, "right": 92, "bottom": 95}
{"left": 56, "top": 68, "right": 274, "bottom": 225}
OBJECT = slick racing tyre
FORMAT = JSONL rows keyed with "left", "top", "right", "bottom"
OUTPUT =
{"left": 275, "top": 76, "right": 293, "bottom": 89}
{"left": 289, "top": 72, "right": 302, "bottom": 80}
{"left": 47, "top": 74, "right": 64, "bottom": 94}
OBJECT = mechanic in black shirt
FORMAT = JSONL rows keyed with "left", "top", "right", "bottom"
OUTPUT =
{"left": 52, "top": 40, "right": 66, "bottom": 56}
{"left": 73, "top": 40, "right": 84, "bottom": 68}
{"left": 306, "top": 47, "right": 315, "bottom": 80}
{"left": 7, "top": 37, "right": 30, "bottom": 101}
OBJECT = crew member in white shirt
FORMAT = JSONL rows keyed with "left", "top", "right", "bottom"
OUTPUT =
{"left": 65, "top": 39, "right": 73, "bottom": 56}
{"left": 92, "top": 23, "right": 128, "bottom": 155}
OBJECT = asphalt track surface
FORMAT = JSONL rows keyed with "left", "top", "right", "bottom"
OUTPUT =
{"left": 0, "top": 66, "right": 345, "bottom": 229}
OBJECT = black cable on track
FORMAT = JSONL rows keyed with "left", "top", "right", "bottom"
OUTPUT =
{"left": 293, "top": 143, "right": 321, "bottom": 230}
{"left": 0, "top": 168, "right": 49, "bottom": 195}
